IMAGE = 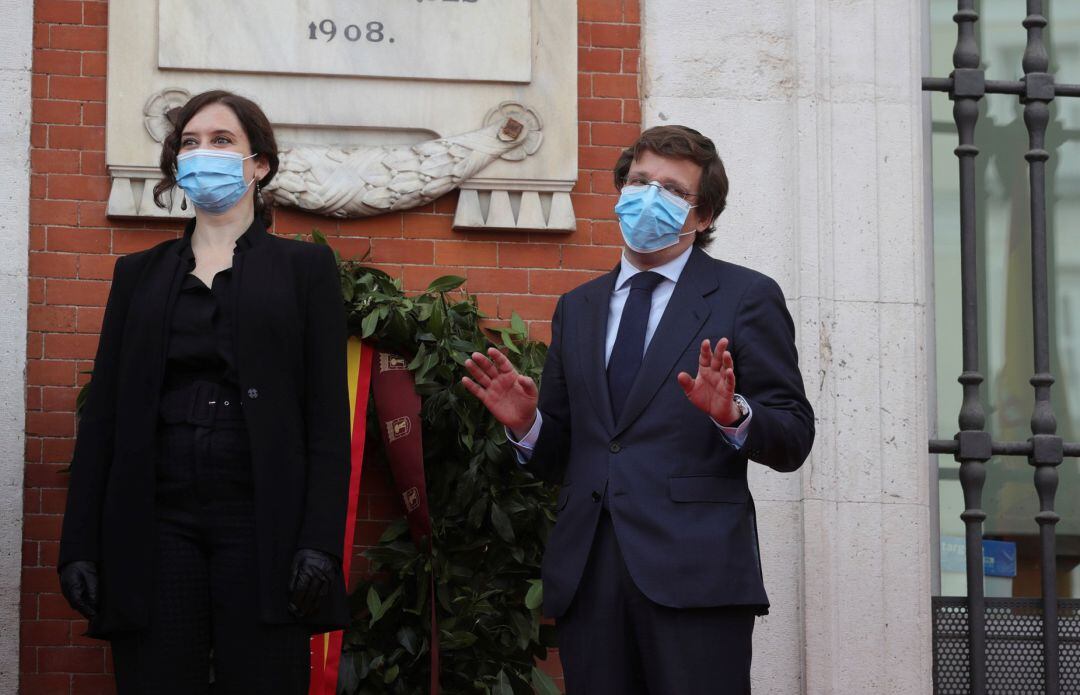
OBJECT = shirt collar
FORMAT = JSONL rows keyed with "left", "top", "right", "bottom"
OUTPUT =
{"left": 614, "top": 244, "right": 694, "bottom": 291}
{"left": 177, "top": 216, "right": 264, "bottom": 261}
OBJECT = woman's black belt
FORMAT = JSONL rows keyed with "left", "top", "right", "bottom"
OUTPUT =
{"left": 159, "top": 381, "right": 245, "bottom": 426}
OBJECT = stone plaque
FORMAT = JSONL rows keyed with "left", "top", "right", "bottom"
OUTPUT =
{"left": 158, "top": 0, "right": 532, "bottom": 83}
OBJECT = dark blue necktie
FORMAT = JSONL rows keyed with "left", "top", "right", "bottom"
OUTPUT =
{"left": 607, "top": 271, "right": 664, "bottom": 421}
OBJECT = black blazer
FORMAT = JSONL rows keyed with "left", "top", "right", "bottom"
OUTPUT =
{"left": 529, "top": 247, "right": 815, "bottom": 618}
{"left": 59, "top": 219, "right": 352, "bottom": 637}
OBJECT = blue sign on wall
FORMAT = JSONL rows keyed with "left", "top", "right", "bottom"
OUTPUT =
{"left": 940, "top": 536, "right": 1017, "bottom": 578}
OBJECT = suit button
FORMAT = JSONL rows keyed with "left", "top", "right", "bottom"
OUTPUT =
{"left": 247, "top": 388, "right": 259, "bottom": 399}
{"left": 609, "top": 441, "right": 621, "bottom": 453}
{"left": 591, "top": 491, "right": 602, "bottom": 503}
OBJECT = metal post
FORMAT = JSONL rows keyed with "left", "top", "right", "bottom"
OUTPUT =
{"left": 1019, "top": 2, "right": 1063, "bottom": 692}
{"left": 950, "top": 3, "right": 990, "bottom": 691}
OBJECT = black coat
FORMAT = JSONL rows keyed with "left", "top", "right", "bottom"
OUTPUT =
{"left": 529, "top": 247, "right": 815, "bottom": 618}
{"left": 59, "top": 219, "right": 352, "bottom": 637}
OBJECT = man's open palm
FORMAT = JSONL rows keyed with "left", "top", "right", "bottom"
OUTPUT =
{"left": 677, "top": 338, "right": 741, "bottom": 425}
{"left": 462, "top": 348, "right": 538, "bottom": 437}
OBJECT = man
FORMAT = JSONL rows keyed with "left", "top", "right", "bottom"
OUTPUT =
{"left": 463, "top": 126, "right": 814, "bottom": 694}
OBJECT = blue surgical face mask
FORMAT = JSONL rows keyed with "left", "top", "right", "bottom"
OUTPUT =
{"left": 175, "top": 150, "right": 257, "bottom": 214}
{"left": 614, "top": 182, "right": 697, "bottom": 254}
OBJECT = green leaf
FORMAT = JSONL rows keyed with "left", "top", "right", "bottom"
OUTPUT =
{"left": 466, "top": 497, "right": 488, "bottom": 529}
{"left": 337, "top": 654, "right": 359, "bottom": 690}
{"left": 492, "top": 670, "right": 514, "bottom": 695}
{"left": 524, "top": 580, "right": 543, "bottom": 610}
{"left": 440, "top": 631, "right": 478, "bottom": 650}
{"left": 428, "top": 301, "right": 445, "bottom": 335}
{"left": 406, "top": 345, "right": 428, "bottom": 371}
{"left": 500, "top": 329, "right": 522, "bottom": 355}
{"left": 397, "top": 626, "right": 420, "bottom": 655}
{"left": 426, "top": 275, "right": 466, "bottom": 293}
{"left": 509, "top": 610, "right": 533, "bottom": 649}
{"left": 360, "top": 310, "right": 380, "bottom": 339}
{"left": 378, "top": 520, "right": 411, "bottom": 543}
{"left": 490, "top": 502, "right": 515, "bottom": 542}
{"left": 366, "top": 587, "right": 383, "bottom": 621}
{"left": 510, "top": 311, "right": 527, "bottom": 337}
{"left": 383, "top": 664, "right": 400, "bottom": 684}
{"left": 311, "top": 228, "right": 328, "bottom": 245}
{"left": 531, "top": 667, "right": 561, "bottom": 695}
{"left": 371, "top": 585, "right": 404, "bottom": 626}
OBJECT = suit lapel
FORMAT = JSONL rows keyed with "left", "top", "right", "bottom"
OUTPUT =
{"left": 233, "top": 223, "right": 273, "bottom": 385}
{"left": 122, "top": 244, "right": 184, "bottom": 388}
{"left": 114, "top": 242, "right": 182, "bottom": 443}
{"left": 577, "top": 268, "right": 619, "bottom": 436}
{"left": 613, "top": 248, "right": 717, "bottom": 437}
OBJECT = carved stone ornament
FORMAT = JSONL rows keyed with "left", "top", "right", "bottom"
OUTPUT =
{"left": 143, "top": 88, "right": 192, "bottom": 143}
{"left": 266, "top": 101, "right": 544, "bottom": 218}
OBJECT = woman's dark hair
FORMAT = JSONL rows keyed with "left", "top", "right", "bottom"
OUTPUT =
{"left": 153, "top": 90, "right": 279, "bottom": 225}
{"left": 613, "top": 125, "right": 729, "bottom": 247}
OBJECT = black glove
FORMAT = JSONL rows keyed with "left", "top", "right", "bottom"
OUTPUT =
{"left": 288, "top": 548, "right": 338, "bottom": 618}
{"left": 59, "top": 560, "right": 98, "bottom": 620}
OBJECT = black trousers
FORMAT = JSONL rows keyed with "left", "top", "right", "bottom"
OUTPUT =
{"left": 556, "top": 512, "right": 755, "bottom": 695}
{"left": 111, "top": 407, "right": 309, "bottom": 695}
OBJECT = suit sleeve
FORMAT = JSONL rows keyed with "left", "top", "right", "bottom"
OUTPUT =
{"left": 297, "top": 245, "right": 352, "bottom": 560}
{"left": 525, "top": 296, "right": 571, "bottom": 484}
{"left": 732, "top": 275, "right": 815, "bottom": 473}
{"left": 59, "top": 256, "right": 133, "bottom": 569}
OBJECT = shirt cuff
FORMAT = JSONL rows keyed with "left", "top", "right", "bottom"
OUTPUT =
{"left": 506, "top": 411, "right": 543, "bottom": 464}
{"left": 712, "top": 395, "right": 752, "bottom": 450}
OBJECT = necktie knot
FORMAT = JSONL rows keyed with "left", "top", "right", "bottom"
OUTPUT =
{"left": 628, "top": 271, "right": 664, "bottom": 293}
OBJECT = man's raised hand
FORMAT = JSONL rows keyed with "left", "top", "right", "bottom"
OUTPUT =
{"left": 677, "top": 338, "right": 741, "bottom": 426}
{"left": 462, "top": 348, "right": 539, "bottom": 439}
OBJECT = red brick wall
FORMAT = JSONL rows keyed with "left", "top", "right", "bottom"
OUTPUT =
{"left": 21, "top": 0, "right": 640, "bottom": 692}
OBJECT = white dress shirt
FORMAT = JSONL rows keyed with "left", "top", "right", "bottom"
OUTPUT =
{"left": 510, "top": 246, "right": 752, "bottom": 457}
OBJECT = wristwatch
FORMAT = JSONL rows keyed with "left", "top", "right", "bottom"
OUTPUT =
{"left": 730, "top": 394, "right": 750, "bottom": 426}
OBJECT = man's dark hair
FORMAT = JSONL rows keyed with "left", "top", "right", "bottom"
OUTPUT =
{"left": 613, "top": 125, "right": 729, "bottom": 247}
{"left": 153, "top": 90, "right": 279, "bottom": 225}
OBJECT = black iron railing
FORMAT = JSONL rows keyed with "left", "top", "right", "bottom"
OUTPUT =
{"left": 924, "top": 1, "right": 1080, "bottom": 693}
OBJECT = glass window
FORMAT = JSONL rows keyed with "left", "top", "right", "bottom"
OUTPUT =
{"left": 931, "top": 0, "right": 1080, "bottom": 599}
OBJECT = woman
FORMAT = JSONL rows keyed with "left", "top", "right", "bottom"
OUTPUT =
{"left": 58, "top": 90, "right": 352, "bottom": 694}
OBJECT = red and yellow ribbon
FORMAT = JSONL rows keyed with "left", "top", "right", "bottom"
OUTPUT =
{"left": 309, "top": 341, "right": 439, "bottom": 694}
{"left": 309, "top": 339, "right": 374, "bottom": 695}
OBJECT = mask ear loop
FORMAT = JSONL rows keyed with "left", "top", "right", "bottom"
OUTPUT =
{"left": 244, "top": 153, "right": 260, "bottom": 190}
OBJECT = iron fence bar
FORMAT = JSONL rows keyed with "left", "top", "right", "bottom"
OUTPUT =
{"left": 933, "top": 440, "right": 1080, "bottom": 457}
{"left": 924, "top": 77, "right": 1080, "bottom": 97}
{"left": 1019, "top": 3, "right": 1062, "bottom": 691}
{"left": 924, "top": 78, "right": 1024, "bottom": 94}
{"left": 949, "top": 3, "right": 991, "bottom": 691}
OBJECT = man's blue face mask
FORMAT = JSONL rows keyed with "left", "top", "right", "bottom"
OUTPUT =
{"left": 176, "top": 150, "right": 257, "bottom": 214}
{"left": 614, "top": 182, "right": 697, "bottom": 254}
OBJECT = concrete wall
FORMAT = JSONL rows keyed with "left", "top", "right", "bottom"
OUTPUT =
{"left": 0, "top": 0, "right": 33, "bottom": 689}
{"left": 642, "top": 1, "right": 933, "bottom": 692}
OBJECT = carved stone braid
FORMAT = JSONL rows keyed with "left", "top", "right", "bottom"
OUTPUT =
{"left": 265, "top": 110, "right": 542, "bottom": 219}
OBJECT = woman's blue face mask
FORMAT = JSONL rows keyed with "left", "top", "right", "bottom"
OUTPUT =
{"left": 176, "top": 150, "right": 257, "bottom": 214}
{"left": 614, "top": 182, "right": 697, "bottom": 254}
